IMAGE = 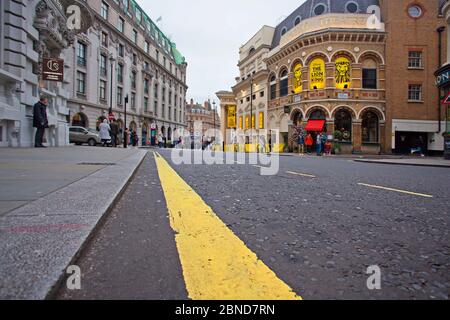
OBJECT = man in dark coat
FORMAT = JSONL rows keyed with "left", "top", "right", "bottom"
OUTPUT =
{"left": 33, "top": 97, "right": 49, "bottom": 148}
{"left": 109, "top": 119, "right": 119, "bottom": 147}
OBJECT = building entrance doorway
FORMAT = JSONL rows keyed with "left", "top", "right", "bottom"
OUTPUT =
{"left": 395, "top": 132, "right": 428, "bottom": 155}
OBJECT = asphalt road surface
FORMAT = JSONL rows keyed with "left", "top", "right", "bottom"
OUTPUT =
{"left": 57, "top": 150, "right": 450, "bottom": 300}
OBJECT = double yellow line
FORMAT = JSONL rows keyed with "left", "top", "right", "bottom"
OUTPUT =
{"left": 153, "top": 152, "right": 301, "bottom": 300}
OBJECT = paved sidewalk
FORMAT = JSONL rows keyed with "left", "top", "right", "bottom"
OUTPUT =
{"left": 0, "top": 146, "right": 147, "bottom": 299}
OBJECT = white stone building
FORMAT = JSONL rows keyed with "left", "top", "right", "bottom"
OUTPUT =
{"left": 66, "top": 0, "right": 188, "bottom": 146}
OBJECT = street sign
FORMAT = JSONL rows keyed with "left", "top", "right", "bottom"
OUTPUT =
{"left": 442, "top": 93, "right": 450, "bottom": 105}
{"left": 42, "top": 58, "right": 64, "bottom": 82}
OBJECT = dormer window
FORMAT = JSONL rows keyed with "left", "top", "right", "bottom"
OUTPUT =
{"left": 314, "top": 4, "right": 327, "bottom": 16}
{"left": 281, "top": 27, "right": 287, "bottom": 37}
{"left": 249, "top": 47, "right": 256, "bottom": 56}
{"left": 345, "top": 1, "right": 359, "bottom": 13}
{"left": 294, "top": 16, "right": 301, "bottom": 26}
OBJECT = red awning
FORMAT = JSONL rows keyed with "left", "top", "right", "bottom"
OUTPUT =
{"left": 305, "top": 120, "right": 326, "bottom": 132}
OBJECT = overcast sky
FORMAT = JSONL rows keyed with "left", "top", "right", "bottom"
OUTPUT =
{"left": 137, "top": 0, "right": 305, "bottom": 104}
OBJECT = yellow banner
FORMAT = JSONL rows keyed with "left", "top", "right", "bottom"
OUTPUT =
{"left": 245, "top": 115, "right": 249, "bottom": 129}
{"left": 335, "top": 57, "right": 351, "bottom": 89}
{"left": 227, "top": 106, "right": 237, "bottom": 128}
{"left": 293, "top": 63, "right": 303, "bottom": 94}
{"left": 310, "top": 58, "right": 325, "bottom": 90}
{"left": 239, "top": 116, "right": 243, "bottom": 129}
{"left": 259, "top": 112, "right": 264, "bottom": 129}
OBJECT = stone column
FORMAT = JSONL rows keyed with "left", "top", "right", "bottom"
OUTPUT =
{"left": 379, "top": 121, "right": 386, "bottom": 154}
{"left": 326, "top": 119, "right": 334, "bottom": 136}
{"left": 353, "top": 120, "right": 362, "bottom": 154}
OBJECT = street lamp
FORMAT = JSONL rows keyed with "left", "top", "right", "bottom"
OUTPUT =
{"left": 109, "top": 55, "right": 115, "bottom": 116}
{"left": 212, "top": 101, "right": 216, "bottom": 143}
{"left": 124, "top": 94, "right": 128, "bottom": 149}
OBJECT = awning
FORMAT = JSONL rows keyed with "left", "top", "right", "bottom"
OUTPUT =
{"left": 305, "top": 120, "right": 326, "bottom": 132}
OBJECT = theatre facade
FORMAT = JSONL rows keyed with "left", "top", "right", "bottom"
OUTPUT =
{"left": 266, "top": 12, "right": 387, "bottom": 154}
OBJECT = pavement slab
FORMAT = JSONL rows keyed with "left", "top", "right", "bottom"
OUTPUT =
{"left": 0, "top": 148, "right": 147, "bottom": 300}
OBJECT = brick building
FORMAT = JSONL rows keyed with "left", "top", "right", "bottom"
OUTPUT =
{"left": 186, "top": 99, "right": 220, "bottom": 140}
{"left": 218, "top": 0, "right": 447, "bottom": 155}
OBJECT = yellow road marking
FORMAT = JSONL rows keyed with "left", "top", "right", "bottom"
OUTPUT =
{"left": 358, "top": 183, "right": 433, "bottom": 198}
{"left": 286, "top": 171, "right": 316, "bottom": 178}
{"left": 153, "top": 152, "right": 301, "bottom": 300}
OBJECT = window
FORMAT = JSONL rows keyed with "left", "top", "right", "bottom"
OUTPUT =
{"left": 77, "top": 42, "right": 86, "bottom": 67}
{"left": 162, "top": 87, "right": 166, "bottom": 102}
{"left": 132, "top": 54, "right": 137, "bottom": 65}
{"left": 131, "top": 71, "right": 136, "bottom": 89}
{"left": 118, "top": 44, "right": 124, "bottom": 57}
{"left": 100, "top": 54, "right": 107, "bottom": 76}
{"left": 129, "top": 93, "right": 135, "bottom": 110}
{"left": 270, "top": 75, "right": 277, "bottom": 100}
{"left": 77, "top": 71, "right": 86, "bottom": 94}
{"left": 279, "top": 70, "right": 288, "bottom": 97}
{"left": 101, "top": 1, "right": 109, "bottom": 20}
{"left": 144, "top": 97, "right": 149, "bottom": 113}
{"left": 154, "top": 100, "right": 158, "bottom": 116}
{"left": 144, "top": 79, "right": 149, "bottom": 94}
{"left": 156, "top": 50, "right": 159, "bottom": 62}
{"left": 154, "top": 83, "right": 158, "bottom": 99}
{"left": 345, "top": 2, "right": 359, "bottom": 13}
{"left": 117, "top": 64, "right": 123, "bottom": 83}
{"left": 132, "top": 29, "right": 138, "bottom": 44}
{"left": 144, "top": 41, "right": 149, "bottom": 54}
{"left": 408, "top": 51, "right": 423, "bottom": 68}
{"left": 163, "top": 57, "right": 166, "bottom": 68}
{"left": 408, "top": 84, "right": 422, "bottom": 101}
{"left": 169, "top": 91, "right": 172, "bottom": 105}
{"left": 260, "top": 91, "right": 265, "bottom": 98}
{"left": 334, "top": 109, "right": 352, "bottom": 142}
{"left": 117, "top": 87, "right": 123, "bottom": 106}
{"left": 408, "top": 5, "right": 423, "bottom": 18}
{"left": 99, "top": 80, "right": 107, "bottom": 100}
{"left": 362, "top": 69, "right": 377, "bottom": 89}
{"left": 314, "top": 4, "right": 326, "bottom": 16}
{"left": 118, "top": 17, "right": 125, "bottom": 33}
{"left": 281, "top": 27, "right": 287, "bottom": 36}
{"left": 101, "top": 32, "right": 108, "bottom": 47}
{"left": 294, "top": 16, "right": 301, "bottom": 26}
{"left": 162, "top": 103, "right": 165, "bottom": 118}
{"left": 362, "top": 111, "right": 379, "bottom": 143}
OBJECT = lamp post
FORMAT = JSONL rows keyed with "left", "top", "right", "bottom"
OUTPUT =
{"left": 109, "top": 55, "right": 115, "bottom": 116}
{"left": 124, "top": 94, "right": 128, "bottom": 149}
{"left": 212, "top": 101, "right": 216, "bottom": 143}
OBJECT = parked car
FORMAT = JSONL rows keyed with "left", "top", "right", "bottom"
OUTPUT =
{"left": 69, "top": 126, "right": 102, "bottom": 146}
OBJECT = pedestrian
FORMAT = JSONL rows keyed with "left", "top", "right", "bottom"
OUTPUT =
{"left": 158, "top": 134, "right": 163, "bottom": 148}
{"left": 109, "top": 119, "right": 119, "bottom": 147}
{"left": 316, "top": 133, "right": 322, "bottom": 156}
{"left": 321, "top": 132, "right": 327, "bottom": 155}
{"left": 33, "top": 96, "right": 49, "bottom": 148}
{"left": 99, "top": 119, "right": 111, "bottom": 147}
{"left": 133, "top": 130, "right": 139, "bottom": 147}
{"left": 297, "top": 132, "right": 305, "bottom": 155}
{"left": 305, "top": 133, "right": 313, "bottom": 154}
{"left": 163, "top": 135, "right": 167, "bottom": 148}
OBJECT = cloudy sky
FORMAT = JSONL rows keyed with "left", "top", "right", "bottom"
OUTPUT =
{"left": 137, "top": 0, "right": 305, "bottom": 104}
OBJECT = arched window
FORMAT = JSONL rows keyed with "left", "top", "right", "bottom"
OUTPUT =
{"left": 362, "top": 58, "right": 378, "bottom": 89}
{"left": 270, "top": 75, "right": 277, "bottom": 100}
{"left": 334, "top": 109, "right": 352, "bottom": 141}
{"left": 310, "top": 109, "right": 326, "bottom": 120}
{"left": 294, "top": 16, "right": 301, "bottom": 26}
{"left": 279, "top": 69, "right": 289, "bottom": 97}
{"left": 281, "top": 27, "right": 287, "bottom": 36}
{"left": 249, "top": 47, "right": 256, "bottom": 56}
{"left": 362, "top": 111, "right": 379, "bottom": 143}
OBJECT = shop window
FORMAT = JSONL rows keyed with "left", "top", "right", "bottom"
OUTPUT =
{"left": 279, "top": 70, "right": 288, "bottom": 97}
{"left": 334, "top": 109, "right": 352, "bottom": 142}
{"left": 362, "top": 111, "right": 379, "bottom": 143}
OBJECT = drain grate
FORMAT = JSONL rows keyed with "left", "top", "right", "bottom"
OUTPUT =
{"left": 77, "top": 162, "right": 116, "bottom": 166}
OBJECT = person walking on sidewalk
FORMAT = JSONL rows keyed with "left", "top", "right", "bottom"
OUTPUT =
{"left": 316, "top": 133, "right": 322, "bottom": 156}
{"left": 297, "top": 132, "right": 305, "bottom": 155}
{"left": 99, "top": 119, "right": 111, "bottom": 147}
{"left": 33, "top": 96, "right": 49, "bottom": 148}
{"left": 321, "top": 132, "right": 327, "bottom": 156}
{"left": 305, "top": 133, "right": 313, "bottom": 154}
{"left": 109, "top": 119, "right": 119, "bottom": 148}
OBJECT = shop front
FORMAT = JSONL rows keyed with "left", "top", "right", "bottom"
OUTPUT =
{"left": 435, "top": 63, "right": 450, "bottom": 159}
